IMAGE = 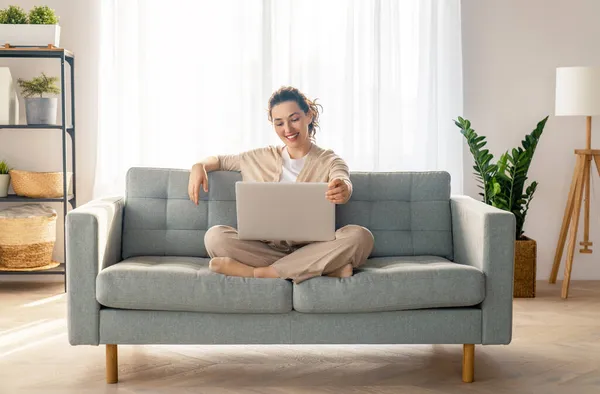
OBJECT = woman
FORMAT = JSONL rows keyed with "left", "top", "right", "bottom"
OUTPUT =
{"left": 188, "top": 86, "right": 374, "bottom": 283}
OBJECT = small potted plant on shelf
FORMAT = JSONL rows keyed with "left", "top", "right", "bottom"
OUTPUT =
{"left": 0, "top": 5, "right": 27, "bottom": 24}
{"left": 0, "top": 160, "right": 11, "bottom": 197}
{"left": 17, "top": 72, "right": 61, "bottom": 125}
{"left": 0, "top": 5, "right": 60, "bottom": 47}
{"left": 455, "top": 115, "right": 549, "bottom": 298}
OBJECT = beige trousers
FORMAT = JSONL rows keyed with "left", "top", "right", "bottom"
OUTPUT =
{"left": 205, "top": 224, "right": 375, "bottom": 283}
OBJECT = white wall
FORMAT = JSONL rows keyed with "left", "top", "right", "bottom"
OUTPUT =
{"left": 0, "top": 0, "right": 99, "bottom": 267}
{"left": 462, "top": 0, "right": 600, "bottom": 280}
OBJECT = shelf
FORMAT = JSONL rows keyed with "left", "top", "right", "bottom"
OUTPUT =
{"left": 0, "top": 124, "right": 73, "bottom": 130}
{"left": 0, "top": 47, "right": 74, "bottom": 59}
{"left": 0, "top": 263, "right": 65, "bottom": 275}
{"left": 1, "top": 194, "right": 74, "bottom": 203}
{"left": 0, "top": 125, "right": 74, "bottom": 137}
{"left": 0, "top": 46, "right": 75, "bottom": 292}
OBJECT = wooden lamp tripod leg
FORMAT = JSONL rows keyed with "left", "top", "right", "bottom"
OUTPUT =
{"left": 594, "top": 155, "right": 600, "bottom": 179}
{"left": 580, "top": 154, "right": 593, "bottom": 253}
{"left": 580, "top": 116, "right": 594, "bottom": 253}
{"left": 562, "top": 156, "right": 588, "bottom": 298}
{"left": 550, "top": 154, "right": 585, "bottom": 283}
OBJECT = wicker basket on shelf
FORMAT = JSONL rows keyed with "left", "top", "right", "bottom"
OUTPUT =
{"left": 9, "top": 169, "right": 72, "bottom": 198}
{"left": 0, "top": 204, "right": 60, "bottom": 271}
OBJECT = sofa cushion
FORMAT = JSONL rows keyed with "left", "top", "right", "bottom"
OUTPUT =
{"left": 96, "top": 256, "right": 292, "bottom": 313}
{"left": 336, "top": 172, "right": 453, "bottom": 259}
{"left": 122, "top": 168, "right": 240, "bottom": 259}
{"left": 292, "top": 256, "right": 485, "bottom": 313}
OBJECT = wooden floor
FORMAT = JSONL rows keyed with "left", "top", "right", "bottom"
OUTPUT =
{"left": 0, "top": 280, "right": 598, "bottom": 394}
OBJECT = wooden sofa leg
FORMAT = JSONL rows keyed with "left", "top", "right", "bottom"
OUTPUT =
{"left": 462, "top": 344, "right": 474, "bottom": 383}
{"left": 106, "top": 344, "right": 118, "bottom": 384}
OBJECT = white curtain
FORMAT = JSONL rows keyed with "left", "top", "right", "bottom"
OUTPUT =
{"left": 94, "top": 0, "right": 463, "bottom": 197}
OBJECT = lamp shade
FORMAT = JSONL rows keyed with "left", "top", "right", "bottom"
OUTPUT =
{"left": 555, "top": 66, "right": 600, "bottom": 116}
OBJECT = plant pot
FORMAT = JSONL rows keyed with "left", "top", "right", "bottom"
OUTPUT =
{"left": 0, "top": 174, "right": 9, "bottom": 197}
{"left": 0, "top": 24, "right": 60, "bottom": 47}
{"left": 514, "top": 236, "right": 536, "bottom": 298}
{"left": 25, "top": 97, "right": 58, "bottom": 125}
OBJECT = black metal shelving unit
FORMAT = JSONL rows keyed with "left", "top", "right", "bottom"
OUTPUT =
{"left": 0, "top": 47, "right": 76, "bottom": 292}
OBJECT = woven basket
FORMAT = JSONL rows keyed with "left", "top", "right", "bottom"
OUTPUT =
{"left": 514, "top": 237, "right": 536, "bottom": 298}
{"left": 0, "top": 204, "right": 59, "bottom": 270}
{"left": 9, "top": 169, "right": 72, "bottom": 198}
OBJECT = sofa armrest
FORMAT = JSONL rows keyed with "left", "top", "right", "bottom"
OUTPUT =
{"left": 66, "top": 196, "right": 124, "bottom": 346}
{"left": 450, "top": 195, "right": 515, "bottom": 345}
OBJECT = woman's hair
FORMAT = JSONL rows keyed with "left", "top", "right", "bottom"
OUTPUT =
{"left": 268, "top": 86, "right": 323, "bottom": 139}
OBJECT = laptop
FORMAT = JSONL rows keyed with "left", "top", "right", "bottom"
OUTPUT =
{"left": 235, "top": 182, "right": 336, "bottom": 242}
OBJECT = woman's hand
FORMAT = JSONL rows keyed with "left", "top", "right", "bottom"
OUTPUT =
{"left": 188, "top": 163, "right": 208, "bottom": 205}
{"left": 326, "top": 178, "right": 350, "bottom": 204}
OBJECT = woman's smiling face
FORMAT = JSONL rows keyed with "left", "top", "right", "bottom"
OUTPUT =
{"left": 271, "top": 100, "right": 313, "bottom": 149}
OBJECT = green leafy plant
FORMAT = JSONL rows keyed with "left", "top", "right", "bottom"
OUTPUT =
{"left": 0, "top": 5, "right": 28, "bottom": 24}
{"left": 0, "top": 160, "right": 11, "bottom": 175}
{"left": 28, "top": 5, "right": 59, "bottom": 24}
{"left": 17, "top": 72, "right": 61, "bottom": 98}
{"left": 455, "top": 115, "right": 549, "bottom": 240}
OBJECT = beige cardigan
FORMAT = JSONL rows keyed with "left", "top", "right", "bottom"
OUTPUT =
{"left": 217, "top": 143, "right": 352, "bottom": 197}
{"left": 216, "top": 143, "right": 352, "bottom": 251}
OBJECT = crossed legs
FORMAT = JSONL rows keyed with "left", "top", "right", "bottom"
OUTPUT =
{"left": 209, "top": 257, "right": 353, "bottom": 279}
{"left": 204, "top": 224, "right": 374, "bottom": 283}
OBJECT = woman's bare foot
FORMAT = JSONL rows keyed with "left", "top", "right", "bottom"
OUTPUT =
{"left": 326, "top": 263, "right": 353, "bottom": 278}
{"left": 209, "top": 257, "right": 254, "bottom": 277}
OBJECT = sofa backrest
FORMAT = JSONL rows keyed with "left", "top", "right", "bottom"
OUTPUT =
{"left": 121, "top": 167, "right": 453, "bottom": 260}
{"left": 337, "top": 172, "right": 452, "bottom": 259}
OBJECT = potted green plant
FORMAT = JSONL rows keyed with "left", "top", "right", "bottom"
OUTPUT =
{"left": 0, "top": 160, "right": 11, "bottom": 197}
{"left": 0, "top": 5, "right": 27, "bottom": 24}
{"left": 17, "top": 72, "right": 61, "bottom": 125}
{"left": 455, "top": 115, "right": 549, "bottom": 298}
{"left": 0, "top": 5, "right": 60, "bottom": 47}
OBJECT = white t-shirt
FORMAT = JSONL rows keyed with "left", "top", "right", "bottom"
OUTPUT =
{"left": 279, "top": 147, "right": 306, "bottom": 182}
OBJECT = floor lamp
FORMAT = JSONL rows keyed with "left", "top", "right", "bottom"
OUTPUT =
{"left": 550, "top": 66, "right": 600, "bottom": 298}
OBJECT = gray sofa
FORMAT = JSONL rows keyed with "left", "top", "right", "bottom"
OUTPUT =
{"left": 66, "top": 167, "right": 515, "bottom": 384}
